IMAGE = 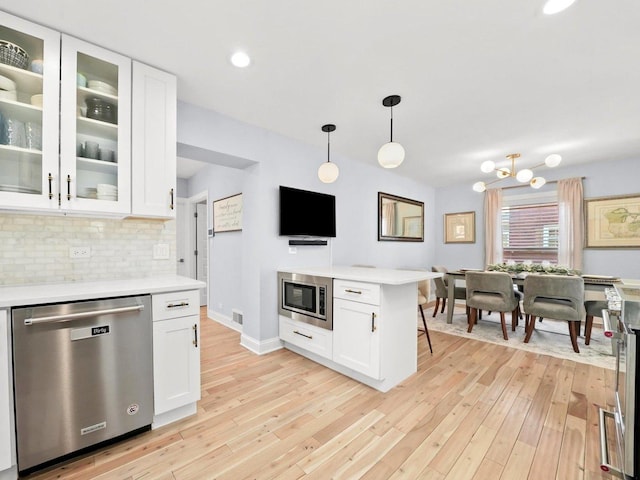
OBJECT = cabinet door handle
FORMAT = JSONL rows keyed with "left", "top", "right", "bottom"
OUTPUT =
{"left": 293, "top": 330, "right": 313, "bottom": 339}
{"left": 371, "top": 312, "right": 377, "bottom": 332}
{"left": 193, "top": 324, "right": 198, "bottom": 347}
{"left": 167, "top": 302, "right": 189, "bottom": 308}
{"left": 66, "top": 175, "right": 71, "bottom": 200}
{"left": 48, "top": 173, "right": 53, "bottom": 199}
{"left": 170, "top": 188, "right": 174, "bottom": 210}
{"left": 345, "top": 289, "right": 362, "bottom": 295}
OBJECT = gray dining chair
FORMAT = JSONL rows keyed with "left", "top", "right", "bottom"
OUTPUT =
{"left": 523, "top": 275, "right": 586, "bottom": 353}
{"left": 584, "top": 300, "right": 608, "bottom": 345}
{"left": 465, "top": 271, "right": 519, "bottom": 340}
{"left": 431, "top": 265, "right": 467, "bottom": 317}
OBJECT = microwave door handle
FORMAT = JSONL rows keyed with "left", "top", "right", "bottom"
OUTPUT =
{"left": 24, "top": 305, "right": 144, "bottom": 325}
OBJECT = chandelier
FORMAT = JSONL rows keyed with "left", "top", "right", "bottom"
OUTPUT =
{"left": 472, "top": 153, "right": 562, "bottom": 192}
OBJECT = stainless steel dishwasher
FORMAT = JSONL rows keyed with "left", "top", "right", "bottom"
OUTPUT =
{"left": 11, "top": 295, "right": 153, "bottom": 474}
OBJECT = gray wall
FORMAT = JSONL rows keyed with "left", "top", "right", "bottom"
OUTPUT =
{"left": 179, "top": 102, "right": 435, "bottom": 343}
{"left": 434, "top": 157, "right": 640, "bottom": 278}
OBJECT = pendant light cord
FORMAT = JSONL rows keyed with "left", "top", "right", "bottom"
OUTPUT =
{"left": 327, "top": 131, "right": 331, "bottom": 163}
{"left": 390, "top": 106, "right": 394, "bottom": 142}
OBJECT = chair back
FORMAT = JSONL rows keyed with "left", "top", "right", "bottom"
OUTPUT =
{"left": 431, "top": 265, "right": 449, "bottom": 298}
{"left": 465, "top": 271, "right": 518, "bottom": 312}
{"left": 523, "top": 275, "right": 585, "bottom": 321}
{"left": 418, "top": 279, "right": 430, "bottom": 306}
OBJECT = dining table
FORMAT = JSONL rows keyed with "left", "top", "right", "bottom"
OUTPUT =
{"left": 444, "top": 270, "right": 622, "bottom": 324}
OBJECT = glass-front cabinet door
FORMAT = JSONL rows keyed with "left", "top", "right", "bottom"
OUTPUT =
{"left": 60, "top": 34, "right": 131, "bottom": 215}
{"left": 0, "top": 12, "right": 60, "bottom": 210}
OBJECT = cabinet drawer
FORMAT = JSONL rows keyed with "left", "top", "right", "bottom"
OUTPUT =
{"left": 333, "top": 279, "right": 380, "bottom": 305}
{"left": 152, "top": 290, "right": 200, "bottom": 321}
{"left": 279, "top": 316, "right": 333, "bottom": 360}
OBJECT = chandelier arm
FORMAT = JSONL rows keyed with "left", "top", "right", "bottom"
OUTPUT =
{"left": 484, "top": 177, "right": 506, "bottom": 187}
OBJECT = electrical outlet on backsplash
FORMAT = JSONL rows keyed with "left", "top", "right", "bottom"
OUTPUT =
{"left": 0, "top": 212, "right": 177, "bottom": 285}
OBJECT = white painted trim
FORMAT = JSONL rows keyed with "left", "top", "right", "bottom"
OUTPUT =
{"left": 152, "top": 402, "right": 197, "bottom": 429}
{"left": 208, "top": 309, "right": 242, "bottom": 333}
{"left": 240, "top": 334, "right": 283, "bottom": 355}
{"left": 207, "top": 309, "right": 282, "bottom": 355}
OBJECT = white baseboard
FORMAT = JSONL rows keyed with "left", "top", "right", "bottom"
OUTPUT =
{"left": 207, "top": 308, "right": 242, "bottom": 333}
{"left": 207, "top": 308, "right": 282, "bottom": 355}
{"left": 240, "top": 334, "right": 283, "bottom": 355}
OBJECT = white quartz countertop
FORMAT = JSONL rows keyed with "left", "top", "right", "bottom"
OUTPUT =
{"left": 0, "top": 275, "right": 206, "bottom": 308}
{"left": 277, "top": 266, "right": 442, "bottom": 285}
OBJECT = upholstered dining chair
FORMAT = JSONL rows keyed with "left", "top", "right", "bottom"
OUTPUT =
{"left": 418, "top": 280, "right": 433, "bottom": 354}
{"left": 584, "top": 300, "right": 609, "bottom": 345}
{"left": 465, "top": 271, "right": 519, "bottom": 340}
{"left": 431, "top": 265, "right": 467, "bottom": 317}
{"left": 523, "top": 275, "right": 586, "bottom": 353}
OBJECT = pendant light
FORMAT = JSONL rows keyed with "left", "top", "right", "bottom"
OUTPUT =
{"left": 318, "top": 124, "right": 339, "bottom": 183}
{"left": 378, "top": 95, "right": 405, "bottom": 168}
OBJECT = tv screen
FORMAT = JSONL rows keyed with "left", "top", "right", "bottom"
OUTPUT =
{"left": 279, "top": 186, "right": 336, "bottom": 237}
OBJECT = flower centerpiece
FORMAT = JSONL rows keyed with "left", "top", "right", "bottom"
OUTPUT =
{"left": 486, "top": 262, "right": 580, "bottom": 276}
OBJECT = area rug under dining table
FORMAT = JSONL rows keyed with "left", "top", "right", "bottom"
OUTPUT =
{"left": 425, "top": 306, "right": 615, "bottom": 370}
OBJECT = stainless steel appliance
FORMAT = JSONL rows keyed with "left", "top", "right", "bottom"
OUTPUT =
{"left": 11, "top": 295, "right": 153, "bottom": 475}
{"left": 278, "top": 272, "right": 333, "bottom": 330}
{"left": 599, "top": 285, "right": 640, "bottom": 479}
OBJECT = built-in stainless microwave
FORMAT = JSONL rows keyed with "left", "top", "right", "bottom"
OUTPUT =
{"left": 278, "top": 272, "right": 333, "bottom": 330}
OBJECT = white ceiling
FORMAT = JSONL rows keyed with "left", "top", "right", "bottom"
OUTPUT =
{"left": 4, "top": 1, "right": 640, "bottom": 187}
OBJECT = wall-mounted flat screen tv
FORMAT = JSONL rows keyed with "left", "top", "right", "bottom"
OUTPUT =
{"left": 279, "top": 186, "right": 336, "bottom": 237}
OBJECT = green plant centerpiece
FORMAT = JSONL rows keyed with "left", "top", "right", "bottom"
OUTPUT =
{"left": 486, "top": 263, "right": 580, "bottom": 276}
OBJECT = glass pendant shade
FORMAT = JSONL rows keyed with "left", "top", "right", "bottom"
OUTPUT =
{"left": 496, "top": 168, "right": 510, "bottom": 179}
{"left": 530, "top": 176, "right": 546, "bottom": 189}
{"left": 543, "top": 0, "right": 576, "bottom": 15}
{"left": 516, "top": 168, "right": 533, "bottom": 182}
{"left": 472, "top": 181, "right": 487, "bottom": 193}
{"left": 377, "top": 142, "right": 405, "bottom": 168}
{"left": 544, "top": 154, "right": 562, "bottom": 167}
{"left": 318, "top": 161, "right": 339, "bottom": 183}
{"left": 480, "top": 160, "right": 495, "bottom": 173}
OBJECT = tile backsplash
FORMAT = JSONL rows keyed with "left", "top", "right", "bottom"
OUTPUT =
{"left": 0, "top": 213, "right": 176, "bottom": 286}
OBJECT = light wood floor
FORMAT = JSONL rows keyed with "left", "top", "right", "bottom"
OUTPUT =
{"left": 28, "top": 307, "right": 616, "bottom": 480}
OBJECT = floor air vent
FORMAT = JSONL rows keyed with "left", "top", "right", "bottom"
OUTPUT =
{"left": 232, "top": 309, "right": 243, "bottom": 325}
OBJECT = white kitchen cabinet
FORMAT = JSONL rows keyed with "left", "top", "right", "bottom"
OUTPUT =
{"left": 152, "top": 290, "right": 201, "bottom": 416}
{"left": 60, "top": 34, "right": 131, "bottom": 215}
{"left": 279, "top": 315, "right": 333, "bottom": 360}
{"left": 333, "top": 279, "right": 382, "bottom": 379}
{"left": 0, "top": 309, "right": 14, "bottom": 473}
{"left": 0, "top": 11, "right": 60, "bottom": 211}
{"left": 131, "top": 61, "right": 177, "bottom": 218}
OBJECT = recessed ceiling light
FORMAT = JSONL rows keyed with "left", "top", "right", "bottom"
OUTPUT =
{"left": 230, "top": 51, "right": 251, "bottom": 68}
{"left": 543, "top": 0, "right": 577, "bottom": 15}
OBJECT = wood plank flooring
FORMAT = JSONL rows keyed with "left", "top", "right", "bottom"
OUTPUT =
{"left": 28, "top": 307, "right": 616, "bottom": 480}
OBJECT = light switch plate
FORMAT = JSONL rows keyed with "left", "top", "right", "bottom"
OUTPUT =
{"left": 153, "top": 244, "right": 170, "bottom": 260}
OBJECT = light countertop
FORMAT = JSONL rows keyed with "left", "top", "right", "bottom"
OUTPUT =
{"left": 0, "top": 275, "right": 206, "bottom": 308}
{"left": 277, "top": 266, "right": 442, "bottom": 285}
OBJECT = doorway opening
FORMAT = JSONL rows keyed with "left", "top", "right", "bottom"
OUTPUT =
{"left": 177, "top": 191, "right": 209, "bottom": 307}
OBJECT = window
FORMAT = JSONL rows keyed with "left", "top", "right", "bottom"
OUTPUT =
{"left": 501, "top": 201, "right": 559, "bottom": 263}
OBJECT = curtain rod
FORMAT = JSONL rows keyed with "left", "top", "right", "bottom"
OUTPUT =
{"left": 498, "top": 176, "right": 586, "bottom": 191}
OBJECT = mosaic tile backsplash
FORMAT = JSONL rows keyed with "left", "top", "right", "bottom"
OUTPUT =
{"left": 0, "top": 213, "right": 176, "bottom": 286}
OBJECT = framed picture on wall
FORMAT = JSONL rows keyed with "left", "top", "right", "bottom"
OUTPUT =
{"left": 213, "top": 193, "right": 243, "bottom": 233}
{"left": 444, "top": 211, "right": 475, "bottom": 244}
{"left": 585, "top": 193, "right": 640, "bottom": 248}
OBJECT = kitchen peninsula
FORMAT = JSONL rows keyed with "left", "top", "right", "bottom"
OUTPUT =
{"left": 278, "top": 266, "right": 442, "bottom": 392}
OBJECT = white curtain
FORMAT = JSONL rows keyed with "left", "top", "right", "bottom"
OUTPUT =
{"left": 382, "top": 202, "right": 396, "bottom": 236}
{"left": 484, "top": 188, "right": 503, "bottom": 266}
{"left": 558, "top": 177, "right": 584, "bottom": 271}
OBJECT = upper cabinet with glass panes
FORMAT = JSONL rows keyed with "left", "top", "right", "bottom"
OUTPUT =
{"left": 0, "top": 11, "right": 59, "bottom": 210}
{"left": 0, "top": 10, "right": 176, "bottom": 218}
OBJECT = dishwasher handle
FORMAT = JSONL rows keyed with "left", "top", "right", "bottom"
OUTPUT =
{"left": 24, "top": 304, "right": 145, "bottom": 325}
